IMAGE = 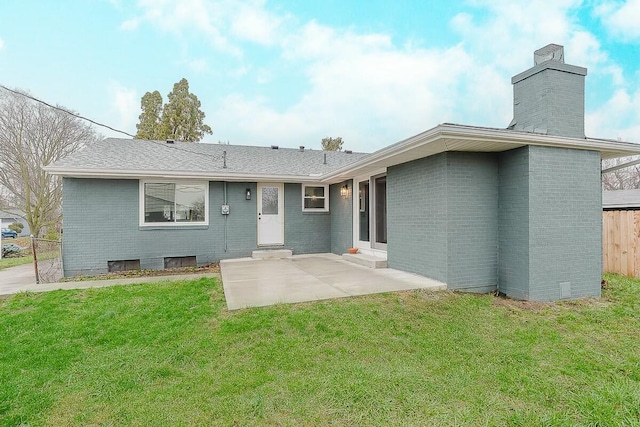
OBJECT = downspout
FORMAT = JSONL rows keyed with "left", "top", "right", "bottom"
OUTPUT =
{"left": 223, "top": 181, "right": 228, "bottom": 252}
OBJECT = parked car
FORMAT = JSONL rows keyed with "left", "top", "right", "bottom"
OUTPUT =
{"left": 1, "top": 228, "right": 17, "bottom": 239}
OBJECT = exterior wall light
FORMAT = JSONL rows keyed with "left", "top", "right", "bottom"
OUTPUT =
{"left": 246, "top": 188, "right": 251, "bottom": 200}
{"left": 340, "top": 184, "right": 349, "bottom": 198}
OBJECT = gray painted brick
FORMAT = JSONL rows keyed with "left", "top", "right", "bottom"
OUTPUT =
{"left": 497, "top": 146, "right": 601, "bottom": 301}
{"left": 388, "top": 146, "right": 600, "bottom": 301}
{"left": 63, "top": 144, "right": 603, "bottom": 302}
{"left": 330, "top": 180, "right": 353, "bottom": 254}
{"left": 527, "top": 146, "right": 601, "bottom": 300}
{"left": 498, "top": 147, "right": 531, "bottom": 299}
{"left": 388, "top": 152, "right": 499, "bottom": 291}
{"left": 512, "top": 66, "right": 586, "bottom": 138}
{"left": 284, "top": 183, "right": 331, "bottom": 254}
{"left": 446, "top": 152, "right": 498, "bottom": 292}
{"left": 62, "top": 178, "right": 332, "bottom": 277}
{"left": 387, "top": 153, "right": 448, "bottom": 283}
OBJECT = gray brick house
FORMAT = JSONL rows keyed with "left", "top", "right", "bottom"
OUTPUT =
{"left": 47, "top": 44, "right": 640, "bottom": 301}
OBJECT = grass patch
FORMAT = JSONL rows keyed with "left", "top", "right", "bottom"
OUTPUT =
{"left": 1, "top": 237, "right": 33, "bottom": 270}
{"left": 1, "top": 274, "right": 639, "bottom": 425}
{"left": 0, "top": 254, "right": 33, "bottom": 270}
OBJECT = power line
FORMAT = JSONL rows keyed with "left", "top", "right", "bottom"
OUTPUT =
{"left": 0, "top": 84, "right": 136, "bottom": 138}
{"left": 0, "top": 84, "right": 224, "bottom": 163}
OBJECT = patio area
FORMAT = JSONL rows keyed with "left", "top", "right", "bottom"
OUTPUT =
{"left": 220, "top": 253, "right": 446, "bottom": 310}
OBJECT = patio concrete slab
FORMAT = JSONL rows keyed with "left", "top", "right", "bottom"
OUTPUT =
{"left": 220, "top": 253, "right": 446, "bottom": 310}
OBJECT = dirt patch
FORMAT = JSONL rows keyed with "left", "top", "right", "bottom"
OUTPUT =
{"left": 492, "top": 293, "right": 610, "bottom": 312}
{"left": 60, "top": 263, "right": 220, "bottom": 282}
{"left": 492, "top": 296, "right": 556, "bottom": 312}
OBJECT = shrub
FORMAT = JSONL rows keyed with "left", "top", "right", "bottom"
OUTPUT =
{"left": 8, "top": 222, "right": 24, "bottom": 234}
{"left": 43, "top": 227, "right": 60, "bottom": 241}
{"left": 2, "top": 243, "right": 22, "bottom": 258}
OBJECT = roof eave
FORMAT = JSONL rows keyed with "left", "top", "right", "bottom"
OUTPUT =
{"left": 321, "top": 124, "right": 640, "bottom": 183}
{"left": 44, "top": 167, "right": 326, "bottom": 183}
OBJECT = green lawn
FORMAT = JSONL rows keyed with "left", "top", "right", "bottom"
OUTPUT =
{"left": 1, "top": 275, "right": 639, "bottom": 426}
{"left": 0, "top": 254, "right": 33, "bottom": 270}
{"left": 1, "top": 237, "right": 33, "bottom": 271}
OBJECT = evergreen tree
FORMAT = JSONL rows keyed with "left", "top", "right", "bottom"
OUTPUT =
{"left": 134, "top": 79, "right": 212, "bottom": 142}
{"left": 135, "top": 90, "right": 163, "bottom": 140}
{"left": 161, "top": 78, "right": 212, "bottom": 142}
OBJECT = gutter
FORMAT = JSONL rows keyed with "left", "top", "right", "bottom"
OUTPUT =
{"left": 601, "top": 158, "right": 640, "bottom": 174}
{"left": 44, "top": 167, "right": 327, "bottom": 183}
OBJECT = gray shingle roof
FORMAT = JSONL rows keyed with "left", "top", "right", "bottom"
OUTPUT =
{"left": 49, "top": 138, "right": 369, "bottom": 178}
{"left": 603, "top": 189, "right": 640, "bottom": 209}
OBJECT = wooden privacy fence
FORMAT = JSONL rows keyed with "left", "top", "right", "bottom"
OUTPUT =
{"left": 603, "top": 210, "right": 640, "bottom": 277}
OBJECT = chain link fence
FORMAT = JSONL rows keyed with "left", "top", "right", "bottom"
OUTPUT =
{"left": 31, "top": 237, "right": 63, "bottom": 284}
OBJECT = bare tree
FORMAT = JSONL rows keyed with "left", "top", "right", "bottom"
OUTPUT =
{"left": 601, "top": 156, "right": 640, "bottom": 190}
{"left": 0, "top": 88, "right": 99, "bottom": 237}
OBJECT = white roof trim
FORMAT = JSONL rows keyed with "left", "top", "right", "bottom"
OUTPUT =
{"left": 45, "top": 167, "right": 324, "bottom": 183}
{"left": 321, "top": 124, "right": 640, "bottom": 183}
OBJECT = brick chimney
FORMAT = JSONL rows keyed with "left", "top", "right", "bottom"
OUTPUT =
{"left": 508, "top": 44, "right": 587, "bottom": 138}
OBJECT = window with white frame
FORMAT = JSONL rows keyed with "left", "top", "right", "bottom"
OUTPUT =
{"left": 140, "top": 181, "right": 208, "bottom": 225}
{"left": 302, "top": 184, "right": 329, "bottom": 212}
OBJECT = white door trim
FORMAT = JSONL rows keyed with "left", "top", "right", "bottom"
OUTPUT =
{"left": 353, "top": 168, "right": 387, "bottom": 252}
{"left": 257, "top": 182, "right": 285, "bottom": 246}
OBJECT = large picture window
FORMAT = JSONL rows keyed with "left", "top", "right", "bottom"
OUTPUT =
{"left": 302, "top": 184, "right": 329, "bottom": 212}
{"left": 141, "top": 181, "right": 208, "bottom": 225}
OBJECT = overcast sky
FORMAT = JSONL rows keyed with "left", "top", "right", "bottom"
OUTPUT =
{"left": 1, "top": 0, "right": 639, "bottom": 152}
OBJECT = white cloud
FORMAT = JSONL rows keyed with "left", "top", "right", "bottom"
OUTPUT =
{"left": 186, "top": 58, "right": 209, "bottom": 73}
{"left": 212, "top": 22, "right": 513, "bottom": 151}
{"left": 599, "top": 64, "right": 626, "bottom": 88}
{"left": 450, "top": 0, "right": 606, "bottom": 71}
{"left": 118, "top": 0, "right": 637, "bottom": 149}
{"left": 230, "top": 0, "right": 285, "bottom": 46}
{"left": 587, "top": 87, "right": 640, "bottom": 142}
{"left": 228, "top": 65, "right": 250, "bottom": 78}
{"left": 119, "top": 18, "right": 139, "bottom": 31}
{"left": 597, "top": 0, "right": 640, "bottom": 41}
{"left": 122, "top": 0, "right": 241, "bottom": 56}
{"left": 107, "top": 82, "right": 139, "bottom": 136}
{"left": 120, "top": 0, "right": 286, "bottom": 55}
{"left": 0, "top": 37, "right": 4, "bottom": 50}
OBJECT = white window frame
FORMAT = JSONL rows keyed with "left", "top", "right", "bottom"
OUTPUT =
{"left": 139, "top": 180, "right": 209, "bottom": 227}
{"left": 301, "top": 184, "right": 330, "bottom": 212}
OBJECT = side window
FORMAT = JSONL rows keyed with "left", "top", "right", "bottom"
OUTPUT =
{"left": 302, "top": 184, "right": 329, "bottom": 212}
{"left": 141, "top": 181, "right": 208, "bottom": 226}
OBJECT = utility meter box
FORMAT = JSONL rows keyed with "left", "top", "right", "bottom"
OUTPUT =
{"left": 221, "top": 204, "right": 230, "bottom": 215}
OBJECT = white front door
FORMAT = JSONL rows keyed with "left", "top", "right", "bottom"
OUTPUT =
{"left": 257, "top": 183, "right": 284, "bottom": 246}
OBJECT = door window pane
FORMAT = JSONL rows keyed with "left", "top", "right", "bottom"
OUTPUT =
{"left": 359, "top": 181, "right": 369, "bottom": 242}
{"left": 304, "top": 198, "right": 325, "bottom": 209}
{"left": 375, "top": 176, "right": 387, "bottom": 244}
{"left": 304, "top": 186, "right": 325, "bottom": 197}
{"left": 262, "top": 187, "right": 278, "bottom": 214}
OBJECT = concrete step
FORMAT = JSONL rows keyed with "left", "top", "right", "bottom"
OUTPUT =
{"left": 252, "top": 249, "right": 293, "bottom": 259}
{"left": 342, "top": 253, "right": 387, "bottom": 269}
